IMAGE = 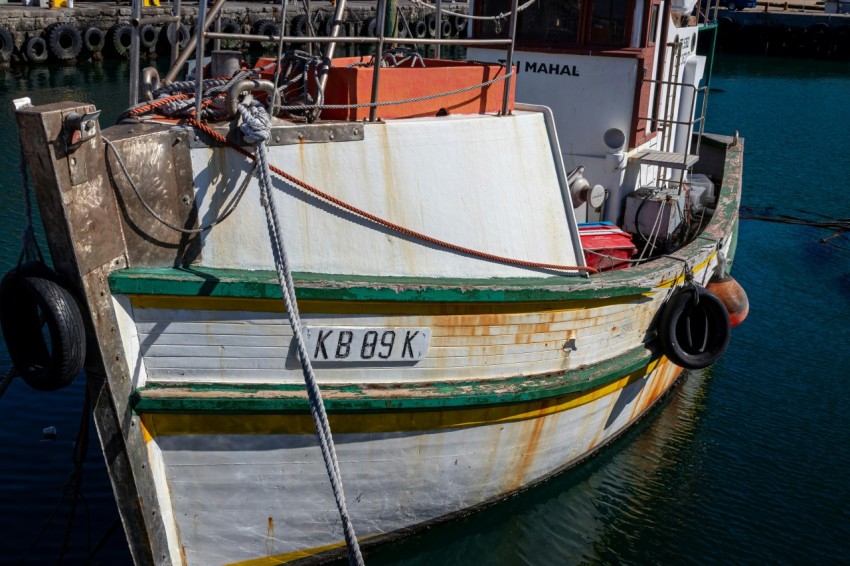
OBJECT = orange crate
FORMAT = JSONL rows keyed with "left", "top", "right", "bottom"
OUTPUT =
{"left": 256, "top": 57, "right": 514, "bottom": 120}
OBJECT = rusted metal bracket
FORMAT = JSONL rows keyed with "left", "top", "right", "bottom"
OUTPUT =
{"left": 62, "top": 110, "right": 102, "bottom": 186}
{"left": 187, "top": 122, "right": 365, "bottom": 149}
{"left": 64, "top": 110, "right": 102, "bottom": 152}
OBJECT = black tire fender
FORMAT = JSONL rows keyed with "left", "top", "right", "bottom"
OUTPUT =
{"left": 139, "top": 24, "right": 159, "bottom": 50}
{"left": 83, "top": 27, "right": 105, "bottom": 53}
{"left": 440, "top": 18, "right": 452, "bottom": 37}
{"left": 165, "top": 22, "right": 191, "bottom": 49}
{"left": 658, "top": 285, "right": 731, "bottom": 370}
{"left": 252, "top": 19, "right": 279, "bottom": 37}
{"left": 425, "top": 14, "right": 437, "bottom": 37}
{"left": 48, "top": 23, "right": 82, "bottom": 60}
{"left": 361, "top": 17, "right": 377, "bottom": 37}
{"left": 413, "top": 19, "right": 428, "bottom": 39}
{"left": 321, "top": 17, "right": 345, "bottom": 37}
{"left": 110, "top": 23, "right": 133, "bottom": 57}
{"left": 0, "top": 263, "right": 86, "bottom": 392}
{"left": 24, "top": 36, "right": 48, "bottom": 64}
{"left": 290, "top": 15, "right": 308, "bottom": 37}
{"left": 0, "top": 26, "right": 14, "bottom": 62}
{"left": 453, "top": 15, "right": 468, "bottom": 35}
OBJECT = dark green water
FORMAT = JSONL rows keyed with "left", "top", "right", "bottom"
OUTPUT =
{"left": 1, "top": 54, "right": 849, "bottom": 564}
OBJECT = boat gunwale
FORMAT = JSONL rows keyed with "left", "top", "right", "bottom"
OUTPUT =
{"left": 107, "top": 133, "right": 742, "bottom": 301}
{"left": 132, "top": 345, "right": 659, "bottom": 414}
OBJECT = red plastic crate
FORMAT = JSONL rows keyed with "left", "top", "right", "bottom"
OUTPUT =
{"left": 578, "top": 224, "right": 637, "bottom": 271}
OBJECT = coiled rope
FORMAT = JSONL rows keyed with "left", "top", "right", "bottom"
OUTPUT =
{"left": 237, "top": 100, "right": 364, "bottom": 566}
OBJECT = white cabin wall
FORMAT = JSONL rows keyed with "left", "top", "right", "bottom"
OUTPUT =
{"left": 191, "top": 112, "right": 581, "bottom": 278}
{"left": 468, "top": 48, "right": 639, "bottom": 224}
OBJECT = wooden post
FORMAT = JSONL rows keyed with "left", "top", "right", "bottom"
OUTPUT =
{"left": 14, "top": 102, "right": 177, "bottom": 565}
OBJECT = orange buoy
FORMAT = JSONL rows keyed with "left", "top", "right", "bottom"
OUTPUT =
{"left": 706, "top": 273, "right": 749, "bottom": 327}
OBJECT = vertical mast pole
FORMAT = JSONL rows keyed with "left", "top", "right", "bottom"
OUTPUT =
{"left": 194, "top": 0, "right": 209, "bottom": 118}
{"left": 368, "top": 0, "right": 387, "bottom": 122}
{"left": 129, "top": 0, "right": 142, "bottom": 106}
{"left": 501, "top": 0, "right": 519, "bottom": 115}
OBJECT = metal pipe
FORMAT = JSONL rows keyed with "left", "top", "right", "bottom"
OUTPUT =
{"left": 204, "top": 32, "right": 511, "bottom": 46}
{"left": 194, "top": 0, "right": 208, "bottom": 118}
{"left": 501, "top": 0, "right": 519, "bottom": 115}
{"left": 434, "top": 0, "right": 442, "bottom": 59}
{"left": 270, "top": 0, "right": 290, "bottom": 115}
{"left": 368, "top": 0, "right": 388, "bottom": 122}
{"left": 312, "top": 0, "right": 349, "bottom": 120}
{"left": 163, "top": 0, "right": 227, "bottom": 84}
{"left": 129, "top": 0, "right": 142, "bottom": 106}
{"left": 170, "top": 0, "right": 181, "bottom": 67}
{"left": 213, "top": 12, "right": 221, "bottom": 53}
{"left": 304, "top": 0, "right": 313, "bottom": 57}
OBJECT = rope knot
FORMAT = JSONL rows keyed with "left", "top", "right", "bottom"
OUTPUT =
{"left": 237, "top": 102, "right": 272, "bottom": 145}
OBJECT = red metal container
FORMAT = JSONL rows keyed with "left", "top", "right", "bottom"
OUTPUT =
{"left": 578, "top": 224, "right": 637, "bottom": 271}
{"left": 257, "top": 57, "right": 514, "bottom": 121}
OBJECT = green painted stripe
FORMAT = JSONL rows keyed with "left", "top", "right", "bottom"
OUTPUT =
{"left": 108, "top": 267, "right": 651, "bottom": 303}
{"left": 132, "top": 346, "right": 657, "bottom": 414}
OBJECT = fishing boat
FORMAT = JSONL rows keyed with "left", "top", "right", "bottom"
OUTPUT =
{"left": 2, "top": 0, "right": 747, "bottom": 561}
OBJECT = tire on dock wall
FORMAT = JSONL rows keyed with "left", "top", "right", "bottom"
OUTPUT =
{"left": 164, "top": 22, "right": 191, "bottom": 51}
{"left": 109, "top": 23, "right": 133, "bottom": 58}
{"left": 252, "top": 19, "right": 278, "bottom": 38}
{"left": 139, "top": 24, "right": 160, "bottom": 51}
{"left": 48, "top": 24, "right": 82, "bottom": 61}
{"left": 289, "top": 14, "right": 308, "bottom": 37}
{"left": 83, "top": 27, "right": 105, "bottom": 54}
{"left": 0, "top": 26, "right": 14, "bottom": 62}
{"left": 23, "top": 36, "right": 48, "bottom": 64}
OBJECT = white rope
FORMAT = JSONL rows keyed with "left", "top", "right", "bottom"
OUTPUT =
{"left": 410, "top": 0, "right": 538, "bottom": 21}
{"left": 237, "top": 101, "right": 364, "bottom": 566}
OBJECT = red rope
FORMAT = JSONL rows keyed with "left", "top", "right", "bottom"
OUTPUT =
{"left": 187, "top": 117, "right": 597, "bottom": 275}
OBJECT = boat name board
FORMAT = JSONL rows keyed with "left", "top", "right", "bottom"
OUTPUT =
{"left": 303, "top": 327, "right": 431, "bottom": 363}
{"left": 497, "top": 58, "right": 580, "bottom": 77}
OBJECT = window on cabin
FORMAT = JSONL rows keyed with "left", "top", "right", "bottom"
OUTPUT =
{"left": 590, "top": 0, "right": 628, "bottom": 44}
{"left": 475, "top": 0, "right": 634, "bottom": 47}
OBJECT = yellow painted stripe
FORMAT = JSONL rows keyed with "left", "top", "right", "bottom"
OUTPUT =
{"left": 225, "top": 535, "right": 380, "bottom": 566}
{"left": 125, "top": 293, "right": 648, "bottom": 315}
{"left": 657, "top": 252, "right": 715, "bottom": 289}
{"left": 139, "top": 359, "right": 660, "bottom": 439}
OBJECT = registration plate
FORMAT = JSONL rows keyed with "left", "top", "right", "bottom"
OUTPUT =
{"left": 303, "top": 327, "right": 431, "bottom": 363}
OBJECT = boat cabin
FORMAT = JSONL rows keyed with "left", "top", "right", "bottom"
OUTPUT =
{"left": 469, "top": 0, "right": 709, "bottom": 226}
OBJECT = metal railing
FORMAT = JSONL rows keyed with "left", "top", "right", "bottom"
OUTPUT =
{"left": 129, "top": 0, "right": 521, "bottom": 120}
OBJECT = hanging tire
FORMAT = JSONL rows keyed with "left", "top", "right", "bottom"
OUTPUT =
{"left": 83, "top": 27, "right": 105, "bottom": 53}
{"left": 0, "top": 262, "right": 86, "bottom": 392}
{"left": 48, "top": 24, "right": 83, "bottom": 61}
{"left": 439, "top": 18, "right": 452, "bottom": 38}
{"left": 24, "top": 36, "right": 48, "bottom": 64}
{"left": 321, "top": 17, "right": 345, "bottom": 37}
{"left": 110, "top": 23, "right": 133, "bottom": 58}
{"left": 413, "top": 19, "right": 428, "bottom": 39}
{"left": 290, "top": 14, "right": 308, "bottom": 37}
{"left": 397, "top": 20, "right": 409, "bottom": 38}
{"left": 165, "top": 22, "right": 190, "bottom": 50}
{"left": 657, "top": 285, "right": 731, "bottom": 370}
{"left": 425, "top": 14, "right": 437, "bottom": 37}
{"left": 139, "top": 24, "right": 159, "bottom": 51}
{"left": 252, "top": 19, "right": 278, "bottom": 37}
{"left": 361, "top": 17, "right": 377, "bottom": 37}
{"left": 452, "top": 14, "right": 468, "bottom": 35}
{"left": 0, "top": 26, "right": 14, "bottom": 62}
